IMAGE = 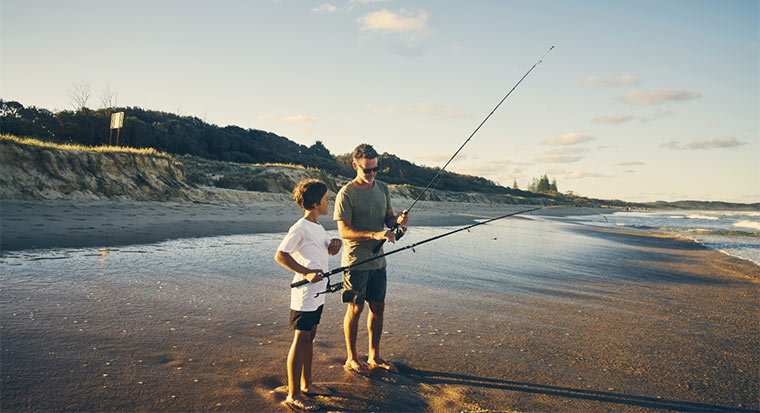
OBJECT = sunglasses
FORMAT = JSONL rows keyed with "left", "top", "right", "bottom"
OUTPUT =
{"left": 362, "top": 166, "right": 381, "bottom": 174}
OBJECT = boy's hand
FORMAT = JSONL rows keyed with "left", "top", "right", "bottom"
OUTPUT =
{"left": 328, "top": 238, "right": 342, "bottom": 255}
{"left": 305, "top": 270, "right": 324, "bottom": 283}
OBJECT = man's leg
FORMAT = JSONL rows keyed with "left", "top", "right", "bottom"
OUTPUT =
{"left": 343, "top": 302, "right": 369, "bottom": 375}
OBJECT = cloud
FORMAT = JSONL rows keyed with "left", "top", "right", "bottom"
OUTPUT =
{"left": 312, "top": 3, "right": 339, "bottom": 13}
{"left": 543, "top": 133, "right": 596, "bottom": 146}
{"left": 592, "top": 115, "right": 637, "bottom": 125}
{"left": 535, "top": 155, "right": 585, "bottom": 163}
{"left": 583, "top": 75, "right": 640, "bottom": 86}
{"left": 280, "top": 115, "right": 316, "bottom": 124}
{"left": 412, "top": 103, "right": 466, "bottom": 118}
{"left": 547, "top": 147, "right": 588, "bottom": 155}
{"left": 617, "top": 161, "right": 645, "bottom": 166}
{"left": 566, "top": 171, "right": 611, "bottom": 179}
{"left": 350, "top": 0, "right": 388, "bottom": 4}
{"left": 686, "top": 136, "right": 748, "bottom": 149}
{"left": 357, "top": 9, "right": 430, "bottom": 35}
{"left": 662, "top": 136, "right": 748, "bottom": 150}
{"left": 620, "top": 89, "right": 701, "bottom": 105}
{"left": 454, "top": 160, "right": 512, "bottom": 176}
{"left": 362, "top": 104, "right": 394, "bottom": 114}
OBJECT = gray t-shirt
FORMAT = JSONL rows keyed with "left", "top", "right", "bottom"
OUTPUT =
{"left": 333, "top": 180, "right": 392, "bottom": 270}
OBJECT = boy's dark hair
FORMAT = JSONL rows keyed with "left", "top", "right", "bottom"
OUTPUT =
{"left": 292, "top": 179, "right": 328, "bottom": 210}
{"left": 352, "top": 143, "right": 378, "bottom": 160}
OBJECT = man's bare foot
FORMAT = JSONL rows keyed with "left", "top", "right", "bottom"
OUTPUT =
{"left": 368, "top": 358, "right": 398, "bottom": 373}
{"left": 344, "top": 359, "right": 369, "bottom": 376}
{"left": 284, "top": 395, "right": 319, "bottom": 411}
{"left": 302, "top": 384, "right": 332, "bottom": 396}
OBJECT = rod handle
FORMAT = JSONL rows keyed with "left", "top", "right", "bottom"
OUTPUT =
{"left": 290, "top": 279, "right": 310, "bottom": 288}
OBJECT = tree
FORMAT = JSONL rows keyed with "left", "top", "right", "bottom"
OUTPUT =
{"left": 68, "top": 81, "right": 91, "bottom": 111}
{"left": 512, "top": 179, "right": 519, "bottom": 190}
{"left": 100, "top": 84, "right": 118, "bottom": 109}
{"left": 550, "top": 178, "right": 558, "bottom": 192}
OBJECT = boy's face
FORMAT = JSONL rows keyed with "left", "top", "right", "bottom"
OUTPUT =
{"left": 316, "top": 191, "right": 329, "bottom": 215}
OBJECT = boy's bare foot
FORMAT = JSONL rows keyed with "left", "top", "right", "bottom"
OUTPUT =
{"left": 302, "top": 384, "right": 332, "bottom": 396}
{"left": 284, "top": 395, "right": 319, "bottom": 411}
{"left": 344, "top": 359, "right": 369, "bottom": 376}
{"left": 368, "top": 358, "right": 398, "bottom": 373}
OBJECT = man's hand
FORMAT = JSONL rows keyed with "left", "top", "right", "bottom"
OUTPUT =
{"left": 328, "top": 238, "right": 342, "bottom": 255}
{"left": 304, "top": 269, "right": 324, "bottom": 283}
{"left": 396, "top": 209, "right": 409, "bottom": 226}
{"left": 376, "top": 230, "right": 397, "bottom": 243}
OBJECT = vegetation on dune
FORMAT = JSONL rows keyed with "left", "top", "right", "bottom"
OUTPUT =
{"left": 0, "top": 134, "right": 172, "bottom": 158}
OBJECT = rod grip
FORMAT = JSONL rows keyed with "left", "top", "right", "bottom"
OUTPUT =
{"left": 290, "top": 279, "right": 310, "bottom": 288}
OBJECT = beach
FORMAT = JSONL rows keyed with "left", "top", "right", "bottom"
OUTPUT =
{"left": 1, "top": 198, "right": 759, "bottom": 412}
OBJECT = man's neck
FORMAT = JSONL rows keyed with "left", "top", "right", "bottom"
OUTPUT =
{"left": 352, "top": 177, "right": 374, "bottom": 189}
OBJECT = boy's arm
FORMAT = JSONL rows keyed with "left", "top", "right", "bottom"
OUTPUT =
{"left": 274, "top": 250, "right": 324, "bottom": 283}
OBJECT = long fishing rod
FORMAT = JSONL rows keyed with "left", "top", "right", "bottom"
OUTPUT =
{"left": 374, "top": 45, "right": 555, "bottom": 254}
{"left": 291, "top": 206, "right": 544, "bottom": 294}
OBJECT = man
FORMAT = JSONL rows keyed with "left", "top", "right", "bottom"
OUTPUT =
{"left": 334, "top": 143, "right": 409, "bottom": 376}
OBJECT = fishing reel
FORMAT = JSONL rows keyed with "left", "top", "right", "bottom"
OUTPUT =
{"left": 372, "top": 224, "right": 407, "bottom": 253}
{"left": 314, "top": 274, "right": 344, "bottom": 298}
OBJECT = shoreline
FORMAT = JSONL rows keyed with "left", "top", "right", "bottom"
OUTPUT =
{"left": 0, "top": 198, "right": 593, "bottom": 252}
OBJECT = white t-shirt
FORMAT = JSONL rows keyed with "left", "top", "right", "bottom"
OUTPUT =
{"left": 277, "top": 218, "right": 330, "bottom": 311}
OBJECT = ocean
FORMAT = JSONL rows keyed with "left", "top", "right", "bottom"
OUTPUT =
{"left": 552, "top": 209, "right": 760, "bottom": 266}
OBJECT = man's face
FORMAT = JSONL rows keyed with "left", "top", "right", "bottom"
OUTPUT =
{"left": 353, "top": 157, "right": 378, "bottom": 184}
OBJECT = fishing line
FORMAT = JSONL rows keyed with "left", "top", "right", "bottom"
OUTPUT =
{"left": 375, "top": 45, "right": 555, "bottom": 253}
{"left": 290, "top": 204, "right": 609, "bottom": 296}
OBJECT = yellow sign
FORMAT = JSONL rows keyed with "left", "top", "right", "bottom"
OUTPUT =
{"left": 110, "top": 112, "right": 124, "bottom": 129}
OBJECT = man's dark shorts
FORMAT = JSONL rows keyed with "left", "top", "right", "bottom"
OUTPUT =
{"left": 290, "top": 305, "right": 324, "bottom": 331}
{"left": 342, "top": 268, "right": 387, "bottom": 305}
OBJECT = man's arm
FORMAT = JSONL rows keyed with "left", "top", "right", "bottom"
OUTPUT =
{"left": 385, "top": 209, "right": 409, "bottom": 228}
{"left": 338, "top": 220, "right": 396, "bottom": 243}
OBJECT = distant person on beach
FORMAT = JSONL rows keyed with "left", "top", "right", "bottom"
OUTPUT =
{"left": 275, "top": 179, "right": 342, "bottom": 411}
{"left": 334, "top": 143, "right": 409, "bottom": 376}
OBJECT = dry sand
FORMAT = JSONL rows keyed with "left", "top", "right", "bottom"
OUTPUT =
{"left": 1, "top": 198, "right": 759, "bottom": 412}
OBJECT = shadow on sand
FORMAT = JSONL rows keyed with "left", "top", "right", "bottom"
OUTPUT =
{"left": 398, "top": 365, "right": 754, "bottom": 412}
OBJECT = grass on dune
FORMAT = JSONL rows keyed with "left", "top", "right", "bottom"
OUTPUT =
{"left": 1, "top": 134, "right": 172, "bottom": 159}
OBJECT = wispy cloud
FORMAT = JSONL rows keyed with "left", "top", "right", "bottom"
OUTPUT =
{"left": 547, "top": 147, "right": 588, "bottom": 155}
{"left": 357, "top": 9, "right": 431, "bottom": 36}
{"left": 535, "top": 155, "right": 585, "bottom": 163}
{"left": 566, "top": 171, "right": 611, "bottom": 179}
{"left": 620, "top": 89, "right": 701, "bottom": 105}
{"left": 280, "top": 115, "right": 317, "bottom": 124}
{"left": 617, "top": 161, "right": 645, "bottom": 166}
{"left": 543, "top": 133, "right": 596, "bottom": 146}
{"left": 454, "top": 160, "right": 512, "bottom": 177}
{"left": 412, "top": 103, "right": 466, "bottom": 118}
{"left": 312, "top": 3, "right": 339, "bottom": 13}
{"left": 583, "top": 75, "right": 640, "bottom": 86}
{"left": 362, "top": 104, "right": 394, "bottom": 114}
{"left": 661, "top": 136, "right": 748, "bottom": 150}
{"left": 592, "top": 115, "right": 637, "bottom": 125}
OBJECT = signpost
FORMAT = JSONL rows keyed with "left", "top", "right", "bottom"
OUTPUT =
{"left": 110, "top": 112, "right": 124, "bottom": 145}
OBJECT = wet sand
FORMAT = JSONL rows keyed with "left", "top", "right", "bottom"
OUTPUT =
{"left": 1, "top": 200, "right": 759, "bottom": 412}
{"left": 0, "top": 199, "right": 569, "bottom": 251}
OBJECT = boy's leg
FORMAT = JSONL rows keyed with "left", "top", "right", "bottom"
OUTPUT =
{"left": 343, "top": 303, "right": 369, "bottom": 375}
{"left": 300, "top": 326, "right": 315, "bottom": 391}
{"left": 287, "top": 330, "right": 312, "bottom": 400}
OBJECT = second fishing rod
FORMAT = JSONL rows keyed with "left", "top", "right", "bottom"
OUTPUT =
{"left": 373, "top": 45, "right": 555, "bottom": 254}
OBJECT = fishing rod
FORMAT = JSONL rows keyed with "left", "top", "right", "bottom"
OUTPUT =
{"left": 292, "top": 206, "right": 544, "bottom": 295}
{"left": 374, "top": 45, "right": 555, "bottom": 254}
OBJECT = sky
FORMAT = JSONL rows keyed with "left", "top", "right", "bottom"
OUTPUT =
{"left": 1, "top": 0, "right": 758, "bottom": 203}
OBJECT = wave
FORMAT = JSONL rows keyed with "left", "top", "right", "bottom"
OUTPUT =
{"left": 657, "top": 227, "right": 760, "bottom": 238}
{"left": 686, "top": 214, "right": 719, "bottom": 220}
{"left": 733, "top": 220, "right": 760, "bottom": 231}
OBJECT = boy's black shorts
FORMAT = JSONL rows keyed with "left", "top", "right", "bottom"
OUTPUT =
{"left": 290, "top": 305, "right": 324, "bottom": 331}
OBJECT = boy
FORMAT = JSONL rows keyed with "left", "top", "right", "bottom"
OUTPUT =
{"left": 275, "top": 179, "right": 342, "bottom": 411}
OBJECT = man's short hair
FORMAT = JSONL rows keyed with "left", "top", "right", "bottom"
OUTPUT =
{"left": 352, "top": 144, "right": 378, "bottom": 160}
{"left": 292, "top": 179, "right": 328, "bottom": 210}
